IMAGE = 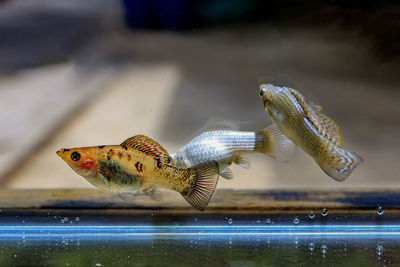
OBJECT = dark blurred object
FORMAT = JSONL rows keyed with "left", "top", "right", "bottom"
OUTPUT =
{"left": 122, "top": 0, "right": 399, "bottom": 60}
{"left": 122, "top": 0, "right": 195, "bottom": 30}
{"left": 0, "top": 0, "right": 398, "bottom": 74}
{"left": 0, "top": 0, "right": 120, "bottom": 73}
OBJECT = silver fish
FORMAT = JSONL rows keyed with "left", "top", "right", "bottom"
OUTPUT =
{"left": 169, "top": 118, "right": 295, "bottom": 179}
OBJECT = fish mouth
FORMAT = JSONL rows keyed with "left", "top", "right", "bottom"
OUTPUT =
{"left": 56, "top": 149, "right": 66, "bottom": 158}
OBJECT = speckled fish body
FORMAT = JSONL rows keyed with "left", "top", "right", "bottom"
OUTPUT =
{"left": 60, "top": 145, "right": 193, "bottom": 193}
{"left": 259, "top": 84, "right": 363, "bottom": 181}
{"left": 57, "top": 135, "right": 219, "bottom": 211}
{"left": 170, "top": 119, "right": 295, "bottom": 179}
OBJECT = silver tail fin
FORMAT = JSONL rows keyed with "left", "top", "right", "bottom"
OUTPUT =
{"left": 256, "top": 124, "right": 296, "bottom": 162}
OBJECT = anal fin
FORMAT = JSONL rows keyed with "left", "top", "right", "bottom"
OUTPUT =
{"left": 118, "top": 193, "right": 135, "bottom": 201}
{"left": 233, "top": 155, "right": 250, "bottom": 169}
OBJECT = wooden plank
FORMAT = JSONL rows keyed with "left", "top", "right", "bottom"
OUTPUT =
{"left": 0, "top": 189, "right": 398, "bottom": 210}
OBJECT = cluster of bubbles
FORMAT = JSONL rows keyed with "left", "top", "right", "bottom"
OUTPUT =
{"left": 309, "top": 243, "right": 328, "bottom": 256}
{"left": 259, "top": 208, "right": 331, "bottom": 226}
{"left": 59, "top": 216, "right": 80, "bottom": 224}
{"left": 376, "top": 245, "right": 384, "bottom": 257}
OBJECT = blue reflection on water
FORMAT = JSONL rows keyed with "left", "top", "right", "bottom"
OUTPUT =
{"left": 2, "top": 224, "right": 400, "bottom": 238}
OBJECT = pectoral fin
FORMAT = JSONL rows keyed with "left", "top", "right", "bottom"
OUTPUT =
{"left": 220, "top": 168, "right": 234, "bottom": 179}
{"left": 98, "top": 160, "right": 116, "bottom": 182}
{"left": 143, "top": 188, "right": 162, "bottom": 201}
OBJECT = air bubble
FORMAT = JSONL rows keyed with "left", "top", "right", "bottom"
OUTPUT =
{"left": 376, "top": 245, "right": 383, "bottom": 256}
{"left": 377, "top": 206, "right": 384, "bottom": 216}
{"left": 308, "top": 242, "right": 315, "bottom": 251}
{"left": 75, "top": 217, "right": 80, "bottom": 222}
{"left": 308, "top": 211, "right": 315, "bottom": 219}
{"left": 321, "top": 244, "right": 328, "bottom": 254}
{"left": 321, "top": 208, "right": 328, "bottom": 217}
{"left": 266, "top": 219, "right": 271, "bottom": 224}
{"left": 293, "top": 217, "right": 300, "bottom": 225}
{"left": 228, "top": 218, "right": 233, "bottom": 225}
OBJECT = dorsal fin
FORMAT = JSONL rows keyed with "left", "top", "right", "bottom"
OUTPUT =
{"left": 200, "top": 117, "right": 241, "bottom": 132}
{"left": 302, "top": 104, "right": 342, "bottom": 147}
{"left": 288, "top": 87, "right": 342, "bottom": 147}
{"left": 288, "top": 87, "right": 322, "bottom": 113}
{"left": 307, "top": 101, "right": 322, "bottom": 113}
{"left": 305, "top": 108, "right": 342, "bottom": 147}
{"left": 121, "top": 135, "right": 169, "bottom": 164}
{"left": 316, "top": 113, "right": 343, "bottom": 147}
{"left": 184, "top": 117, "right": 245, "bottom": 145}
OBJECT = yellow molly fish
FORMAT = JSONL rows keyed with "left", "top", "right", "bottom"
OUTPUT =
{"left": 259, "top": 84, "right": 363, "bottom": 181}
{"left": 57, "top": 135, "right": 219, "bottom": 211}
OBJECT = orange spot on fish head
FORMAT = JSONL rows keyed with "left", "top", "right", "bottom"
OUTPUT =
{"left": 57, "top": 147, "right": 99, "bottom": 177}
{"left": 80, "top": 157, "right": 96, "bottom": 170}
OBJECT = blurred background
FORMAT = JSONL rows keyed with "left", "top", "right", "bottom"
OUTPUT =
{"left": 0, "top": 0, "right": 399, "bottom": 190}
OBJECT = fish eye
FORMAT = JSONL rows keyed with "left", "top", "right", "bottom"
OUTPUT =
{"left": 259, "top": 88, "right": 266, "bottom": 96}
{"left": 71, "top": 151, "right": 81, "bottom": 161}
